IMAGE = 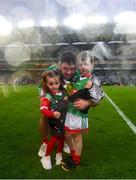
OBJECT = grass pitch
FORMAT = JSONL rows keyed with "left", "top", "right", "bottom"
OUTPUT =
{"left": 0, "top": 85, "right": 136, "bottom": 179}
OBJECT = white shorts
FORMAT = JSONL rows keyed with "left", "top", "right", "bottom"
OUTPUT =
{"left": 64, "top": 112, "right": 88, "bottom": 134}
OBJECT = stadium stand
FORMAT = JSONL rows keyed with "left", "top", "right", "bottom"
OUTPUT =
{"left": 0, "top": 24, "right": 136, "bottom": 85}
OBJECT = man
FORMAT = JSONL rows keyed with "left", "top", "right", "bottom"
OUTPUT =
{"left": 38, "top": 52, "right": 92, "bottom": 157}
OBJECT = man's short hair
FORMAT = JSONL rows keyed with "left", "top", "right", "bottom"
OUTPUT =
{"left": 59, "top": 52, "right": 77, "bottom": 65}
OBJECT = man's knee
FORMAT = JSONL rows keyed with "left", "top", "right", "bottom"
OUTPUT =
{"left": 65, "top": 131, "right": 72, "bottom": 140}
{"left": 74, "top": 133, "right": 82, "bottom": 144}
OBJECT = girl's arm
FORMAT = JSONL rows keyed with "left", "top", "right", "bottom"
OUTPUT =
{"left": 40, "top": 98, "right": 61, "bottom": 119}
{"left": 40, "top": 98, "right": 54, "bottom": 118}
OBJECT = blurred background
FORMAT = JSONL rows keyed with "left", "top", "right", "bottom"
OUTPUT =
{"left": 0, "top": 0, "right": 136, "bottom": 86}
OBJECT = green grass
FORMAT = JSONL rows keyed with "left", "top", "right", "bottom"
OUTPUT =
{"left": 0, "top": 85, "right": 136, "bottom": 179}
{"left": 103, "top": 86, "right": 136, "bottom": 125}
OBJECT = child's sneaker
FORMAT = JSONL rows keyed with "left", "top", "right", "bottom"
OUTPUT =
{"left": 38, "top": 143, "right": 47, "bottom": 157}
{"left": 41, "top": 156, "right": 52, "bottom": 170}
{"left": 63, "top": 143, "right": 70, "bottom": 154}
{"left": 55, "top": 153, "right": 62, "bottom": 165}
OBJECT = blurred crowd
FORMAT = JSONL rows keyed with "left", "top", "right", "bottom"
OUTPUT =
{"left": 0, "top": 69, "right": 136, "bottom": 86}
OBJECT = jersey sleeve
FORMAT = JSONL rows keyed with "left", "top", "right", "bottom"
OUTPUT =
{"left": 88, "top": 75, "right": 105, "bottom": 104}
{"left": 40, "top": 97, "right": 54, "bottom": 118}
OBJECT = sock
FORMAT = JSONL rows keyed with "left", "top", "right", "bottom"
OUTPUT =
{"left": 46, "top": 136, "right": 57, "bottom": 156}
{"left": 57, "top": 136, "right": 65, "bottom": 153}
{"left": 70, "top": 150, "right": 75, "bottom": 160}
{"left": 73, "top": 154, "right": 81, "bottom": 165}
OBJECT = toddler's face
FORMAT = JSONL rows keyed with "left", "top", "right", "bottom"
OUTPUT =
{"left": 78, "top": 59, "right": 94, "bottom": 75}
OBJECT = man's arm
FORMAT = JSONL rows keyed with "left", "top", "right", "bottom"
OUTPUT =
{"left": 68, "top": 87, "right": 98, "bottom": 110}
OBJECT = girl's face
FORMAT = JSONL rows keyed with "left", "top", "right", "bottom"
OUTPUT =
{"left": 46, "top": 76, "right": 60, "bottom": 92}
{"left": 78, "top": 59, "right": 94, "bottom": 75}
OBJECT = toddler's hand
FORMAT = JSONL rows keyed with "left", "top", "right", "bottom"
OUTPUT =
{"left": 85, "top": 81, "right": 93, "bottom": 89}
{"left": 53, "top": 111, "right": 61, "bottom": 119}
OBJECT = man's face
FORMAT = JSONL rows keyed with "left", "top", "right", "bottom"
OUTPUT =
{"left": 59, "top": 62, "right": 76, "bottom": 80}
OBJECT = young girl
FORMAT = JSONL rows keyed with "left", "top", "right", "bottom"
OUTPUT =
{"left": 38, "top": 64, "right": 59, "bottom": 158}
{"left": 62, "top": 51, "right": 104, "bottom": 171}
{"left": 40, "top": 71, "right": 68, "bottom": 170}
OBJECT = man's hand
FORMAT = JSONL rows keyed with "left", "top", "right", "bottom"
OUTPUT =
{"left": 74, "top": 99, "right": 92, "bottom": 110}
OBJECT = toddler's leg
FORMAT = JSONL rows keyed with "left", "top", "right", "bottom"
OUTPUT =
{"left": 73, "top": 132, "right": 82, "bottom": 165}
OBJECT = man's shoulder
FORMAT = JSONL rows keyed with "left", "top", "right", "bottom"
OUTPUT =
{"left": 44, "top": 64, "right": 58, "bottom": 72}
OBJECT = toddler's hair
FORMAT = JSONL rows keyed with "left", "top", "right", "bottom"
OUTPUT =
{"left": 77, "top": 50, "right": 95, "bottom": 65}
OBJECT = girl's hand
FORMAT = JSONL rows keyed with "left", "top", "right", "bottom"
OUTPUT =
{"left": 63, "top": 96, "right": 68, "bottom": 101}
{"left": 53, "top": 111, "right": 61, "bottom": 119}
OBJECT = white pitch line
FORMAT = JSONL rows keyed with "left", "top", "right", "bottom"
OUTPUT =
{"left": 105, "top": 92, "right": 136, "bottom": 134}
